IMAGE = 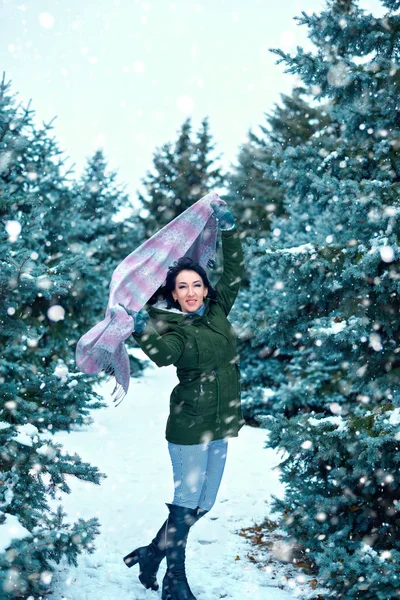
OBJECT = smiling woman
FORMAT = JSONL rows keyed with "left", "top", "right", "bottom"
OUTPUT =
{"left": 161, "top": 255, "right": 215, "bottom": 314}
{"left": 173, "top": 270, "right": 208, "bottom": 312}
{"left": 122, "top": 201, "right": 244, "bottom": 600}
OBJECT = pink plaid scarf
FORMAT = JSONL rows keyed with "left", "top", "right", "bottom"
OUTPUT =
{"left": 75, "top": 192, "right": 224, "bottom": 402}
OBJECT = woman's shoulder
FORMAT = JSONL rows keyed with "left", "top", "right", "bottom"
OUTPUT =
{"left": 145, "top": 300, "right": 186, "bottom": 335}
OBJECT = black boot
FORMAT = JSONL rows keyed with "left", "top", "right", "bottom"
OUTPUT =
{"left": 162, "top": 503, "right": 198, "bottom": 600}
{"left": 123, "top": 518, "right": 167, "bottom": 591}
{"left": 124, "top": 506, "right": 207, "bottom": 592}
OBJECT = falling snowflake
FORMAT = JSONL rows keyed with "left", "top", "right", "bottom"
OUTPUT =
{"left": 54, "top": 362, "right": 69, "bottom": 382}
{"left": 301, "top": 440, "right": 313, "bottom": 449}
{"left": 369, "top": 332, "right": 382, "bottom": 351}
{"left": 40, "top": 571, "right": 53, "bottom": 585}
{"left": 380, "top": 245, "right": 395, "bottom": 263}
{"left": 5, "top": 220, "right": 21, "bottom": 242}
{"left": 39, "top": 12, "right": 54, "bottom": 29}
{"left": 133, "top": 60, "right": 146, "bottom": 73}
{"left": 176, "top": 95, "right": 194, "bottom": 115}
{"left": 327, "top": 62, "right": 351, "bottom": 88}
{"left": 47, "top": 305, "right": 65, "bottom": 322}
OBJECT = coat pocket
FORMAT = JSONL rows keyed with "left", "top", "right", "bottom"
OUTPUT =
{"left": 178, "top": 381, "right": 204, "bottom": 416}
{"left": 191, "top": 383, "right": 204, "bottom": 416}
{"left": 234, "top": 362, "right": 241, "bottom": 398}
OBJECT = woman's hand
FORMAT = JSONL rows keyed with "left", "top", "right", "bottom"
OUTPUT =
{"left": 118, "top": 304, "right": 149, "bottom": 334}
{"left": 210, "top": 201, "right": 236, "bottom": 231}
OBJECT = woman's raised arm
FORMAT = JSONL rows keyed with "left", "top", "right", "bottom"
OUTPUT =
{"left": 214, "top": 228, "right": 244, "bottom": 316}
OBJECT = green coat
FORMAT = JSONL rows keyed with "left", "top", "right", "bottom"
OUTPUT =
{"left": 132, "top": 228, "right": 245, "bottom": 445}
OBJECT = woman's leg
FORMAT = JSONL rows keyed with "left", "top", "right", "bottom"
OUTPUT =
{"left": 162, "top": 439, "right": 228, "bottom": 598}
{"left": 197, "top": 438, "right": 228, "bottom": 512}
{"left": 168, "top": 441, "right": 209, "bottom": 509}
{"left": 123, "top": 441, "right": 207, "bottom": 592}
{"left": 164, "top": 442, "right": 210, "bottom": 599}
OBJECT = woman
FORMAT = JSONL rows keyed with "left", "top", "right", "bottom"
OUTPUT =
{"left": 121, "top": 202, "right": 244, "bottom": 600}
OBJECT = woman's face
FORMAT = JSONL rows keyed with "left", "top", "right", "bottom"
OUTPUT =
{"left": 172, "top": 269, "right": 208, "bottom": 312}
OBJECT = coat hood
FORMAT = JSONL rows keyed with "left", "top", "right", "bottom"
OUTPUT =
{"left": 146, "top": 297, "right": 212, "bottom": 323}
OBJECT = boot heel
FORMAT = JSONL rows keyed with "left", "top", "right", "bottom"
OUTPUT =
{"left": 139, "top": 572, "right": 159, "bottom": 591}
{"left": 123, "top": 550, "right": 139, "bottom": 568}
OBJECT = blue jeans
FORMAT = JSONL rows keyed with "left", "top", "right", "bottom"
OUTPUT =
{"left": 168, "top": 439, "right": 228, "bottom": 511}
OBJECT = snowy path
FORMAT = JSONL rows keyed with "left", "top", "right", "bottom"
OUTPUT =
{"left": 51, "top": 354, "right": 298, "bottom": 600}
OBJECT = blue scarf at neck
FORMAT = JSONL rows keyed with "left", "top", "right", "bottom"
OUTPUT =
{"left": 183, "top": 302, "right": 206, "bottom": 316}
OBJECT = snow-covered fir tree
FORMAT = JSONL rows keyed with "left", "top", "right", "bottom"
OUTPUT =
{"left": 230, "top": 89, "right": 331, "bottom": 422}
{"left": 65, "top": 150, "right": 145, "bottom": 376}
{"left": 226, "top": 87, "right": 330, "bottom": 237}
{"left": 0, "top": 76, "right": 106, "bottom": 598}
{"left": 138, "top": 117, "right": 224, "bottom": 237}
{"left": 235, "top": 1, "right": 400, "bottom": 597}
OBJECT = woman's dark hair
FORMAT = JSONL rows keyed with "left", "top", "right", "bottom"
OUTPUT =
{"left": 147, "top": 257, "right": 216, "bottom": 309}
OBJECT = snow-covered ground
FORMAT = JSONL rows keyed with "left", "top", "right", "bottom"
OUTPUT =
{"left": 51, "top": 352, "right": 305, "bottom": 600}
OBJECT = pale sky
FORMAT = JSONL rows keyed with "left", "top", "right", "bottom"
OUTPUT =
{"left": 1, "top": 0, "right": 385, "bottom": 205}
